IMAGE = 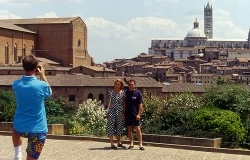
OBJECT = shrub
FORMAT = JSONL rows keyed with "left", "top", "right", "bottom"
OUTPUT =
{"left": 0, "top": 90, "right": 16, "bottom": 122}
{"left": 160, "top": 92, "right": 202, "bottom": 135}
{"left": 193, "top": 106, "right": 246, "bottom": 148}
{"left": 141, "top": 92, "right": 166, "bottom": 134}
{"left": 201, "top": 84, "right": 250, "bottom": 111}
{"left": 45, "top": 97, "right": 67, "bottom": 117}
{"left": 73, "top": 99, "right": 106, "bottom": 137}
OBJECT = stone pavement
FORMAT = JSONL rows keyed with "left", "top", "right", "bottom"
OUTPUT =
{"left": 1, "top": 135, "right": 250, "bottom": 160}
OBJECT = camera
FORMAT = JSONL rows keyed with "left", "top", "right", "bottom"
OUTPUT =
{"left": 36, "top": 65, "right": 42, "bottom": 72}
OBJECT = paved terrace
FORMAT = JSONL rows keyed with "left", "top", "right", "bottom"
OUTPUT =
{"left": 0, "top": 132, "right": 250, "bottom": 160}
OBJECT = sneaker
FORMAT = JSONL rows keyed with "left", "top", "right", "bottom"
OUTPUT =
{"left": 111, "top": 145, "right": 118, "bottom": 150}
{"left": 117, "top": 143, "right": 126, "bottom": 148}
{"left": 14, "top": 155, "right": 22, "bottom": 160}
{"left": 127, "top": 145, "right": 134, "bottom": 149}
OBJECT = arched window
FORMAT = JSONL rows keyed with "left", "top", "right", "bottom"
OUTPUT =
{"left": 14, "top": 44, "right": 17, "bottom": 61}
{"left": 78, "top": 39, "right": 81, "bottom": 48}
{"left": 236, "top": 43, "right": 239, "bottom": 48}
{"left": 22, "top": 44, "right": 26, "bottom": 56}
{"left": 31, "top": 45, "right": 34, "bottom": 54}
{"left": 5, "top": 43, "right": 9, "bottom": 64}
{"left": 99, "top": 94, "right": 104, "bottom": 103}
{"left": 172, "top": 42, "right": 175, "bottom": 47}
{"left": 88, "top": 93, "right": 93, "bottom": 100}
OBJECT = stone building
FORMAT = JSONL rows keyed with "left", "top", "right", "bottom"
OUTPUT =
{"left": 0, "top": 17, "right": 94, "bottom": 67}
{"left": 148, "top": 3, "right": 250, "bottom": 60}
{"left": 0, "top": 74, "right": 163, "bottom": 107}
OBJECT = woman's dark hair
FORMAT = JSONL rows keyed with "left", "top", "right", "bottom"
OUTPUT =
{"left": 22, "top": 54, "right": 38, "bottom": 71}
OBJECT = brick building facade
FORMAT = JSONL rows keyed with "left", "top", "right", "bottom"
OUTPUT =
{"left": 0, "top": 17, "right": 93, "bottom": 67}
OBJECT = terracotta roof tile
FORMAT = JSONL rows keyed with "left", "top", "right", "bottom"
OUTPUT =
{"left": 124, "top": 77, "right": 162, "bottom": 88}
{"left": 0, "top": 17, "right": 79, "bottom": 24}
{"left": 162, "top": 83, "right": 211, "bottom": 93}
{"left": 0, "top": 75, "right": 161, "bottom": 88}
{"left": 0, "top": 22, "right": 36, "bottom": 33}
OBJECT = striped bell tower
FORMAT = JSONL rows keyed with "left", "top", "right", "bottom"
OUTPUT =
{"left": 204, "top": 2, "right": 213, "bottom": 39}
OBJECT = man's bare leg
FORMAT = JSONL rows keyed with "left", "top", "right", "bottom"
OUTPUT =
{"left": 135, "top": 126, "right": 143, "bottom": 147}
{"left": 12, "top": 129, "right": 22, "bottom": 160}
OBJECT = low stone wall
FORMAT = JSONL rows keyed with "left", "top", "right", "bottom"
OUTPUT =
{"left": 0, "top": 122, "right": 221, "bottom": 148}
{"left": 142, "top": 134, "right": 221, "bottom": 148}
{"left": 0, "top": 122, "right": 64, "bottom": 135}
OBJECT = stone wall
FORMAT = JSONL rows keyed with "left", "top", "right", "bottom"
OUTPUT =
{"left": 143, "top": 134, "right": 221, "bottom": 148}
{"left": 0, "top": 122, "right": 64, "bottom": 135}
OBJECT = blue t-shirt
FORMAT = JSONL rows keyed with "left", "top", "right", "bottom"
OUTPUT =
{"left": 125, "top": 90, "right": 143, "bottom": 116}
{"left": 12, "top": 76, "right": 52, "bottom": 133}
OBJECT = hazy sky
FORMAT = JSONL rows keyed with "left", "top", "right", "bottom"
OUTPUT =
{"left": 0, "top": 0, "right": 249, "bottom": 64}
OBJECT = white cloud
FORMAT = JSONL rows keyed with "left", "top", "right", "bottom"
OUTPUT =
{"left": 214, "top": 20, "right": 248, "bottom": 39}
{"left": 0, "top": 10, "right": 22, "bottom": 19}
{"left": 36, "top": 12, "right": 58, "bottom": 18}
{"left": 86, "top": 17, "right": 129, "bottom": 39}
{"left": 214, "top": 9, "right": 231, "bottom": 21}
{"left": 212, "top": 9, "right": 247, "bottom": 39}
{"left": 85, "top": 16, "right": 183, "bottom": 63}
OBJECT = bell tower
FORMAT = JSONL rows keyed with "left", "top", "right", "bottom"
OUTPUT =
{"left": 204, "top": 2, "right": 213, "bottom": 39}
{"left": 248, "top": 29, "right": 250, "bottom": 49}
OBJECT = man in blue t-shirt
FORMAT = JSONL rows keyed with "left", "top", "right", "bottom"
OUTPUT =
{"left": 124, "top": 79, "right": 145, "bottom": 150}
{"left": 12, "top": 54, "right": 52, "bottom": 160}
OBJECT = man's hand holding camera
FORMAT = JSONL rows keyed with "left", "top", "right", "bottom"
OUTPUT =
{"left": 37, "top": 65, "right": 49, "bottom": 85}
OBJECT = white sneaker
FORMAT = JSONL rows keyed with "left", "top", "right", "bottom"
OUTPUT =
{"left": 14, "top": 154, "right": 22, "bottom": 160}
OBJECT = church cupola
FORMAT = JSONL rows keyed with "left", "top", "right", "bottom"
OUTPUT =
{"left": 194, "top": 18, "right": 199, "bottom": 28}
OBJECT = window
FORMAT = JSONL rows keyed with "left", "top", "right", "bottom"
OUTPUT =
{"left": 69, "top": 95, "right": 75, "bottom": 101}
{"left": 31, "top": 45, "right": 34, "bottom": 54}
{"left": 5, "top": 44, "right": 9, "bottom": 64}
{"left": 22, "top": 44, "right": 26, "bottom": 56}
{"left": 180, "top": 42, "right": 183, "bottom": 47}
{"left": 99, "top": 94, "right": 104, "bottom": 103}
{"left": 172, "top": 42, "right": 175, "bottom": 47}
{"left": 88, "top": 93, "right": 93, "bottom": 100}
{"left": 14, "top": 44, "right": 17, "bottom": 61}
{"left": 78, "top": 39, "right": 81, "bottom": 48}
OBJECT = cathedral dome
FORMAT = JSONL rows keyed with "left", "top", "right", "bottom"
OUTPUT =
{"left": 186, "top": 28, "right": 206, "bottom": 38}
{"left": 186, "top": 18, "right": 207, "bottom": 38}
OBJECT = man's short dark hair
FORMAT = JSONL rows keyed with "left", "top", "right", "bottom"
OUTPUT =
{"left": 22, "top": 54, "right": 38, "bottom": 71}
{"left": 127, "top": 79, "right": 136, "bottom": 84}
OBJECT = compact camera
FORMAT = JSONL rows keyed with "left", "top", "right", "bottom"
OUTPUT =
{"left": 36, "top": 65, "right": 42, "bottom": 72}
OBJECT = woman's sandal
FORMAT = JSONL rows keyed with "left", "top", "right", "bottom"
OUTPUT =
{"left": 128, "top": 145, "right": 134, "bottom": 149}
{"left": 139, "top": 147, "right": 145, "bottom": 150}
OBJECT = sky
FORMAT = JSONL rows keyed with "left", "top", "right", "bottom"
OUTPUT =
{"left": 0, "top": 0, "right": 250, "bottom": 64}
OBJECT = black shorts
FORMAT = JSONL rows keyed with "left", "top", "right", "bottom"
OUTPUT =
{"left": 125, "top": 115, "right": 140, "bottom": 126}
